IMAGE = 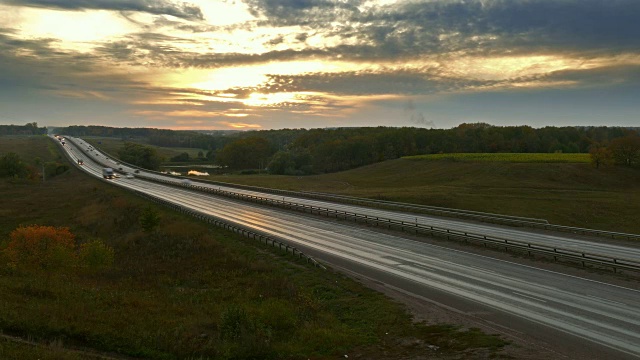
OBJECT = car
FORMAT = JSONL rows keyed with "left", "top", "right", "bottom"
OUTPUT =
{"left": 118, "top": 167, "right": 123, "bottom": 171}
{"left": 125, "top": 174, "right": 134, "bottom": 179}
{"left": 134, "top": 169, "right": 140, "bottom": 174}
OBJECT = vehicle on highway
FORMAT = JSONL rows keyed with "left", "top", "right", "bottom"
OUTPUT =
{"left": 134, "top": 169, "right": 140, "bottom": 174}
{"left": 102, "top": 168, "right": 115, "bottom": 179}
{"left": 125, "top": 174, "right": 134, "bottom": 179}
{"left": 77, "top": 159, "right": 83, "bottom": 165}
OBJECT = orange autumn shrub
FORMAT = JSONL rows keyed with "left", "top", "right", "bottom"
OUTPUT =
{"left": 5, "top": 225, "right": 77, "bottom": 271}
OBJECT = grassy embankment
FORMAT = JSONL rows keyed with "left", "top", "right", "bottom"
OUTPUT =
{"left": 0, "top": 136, "right": 508, "bottom": 359}
{"left": 210, "top": 153, "right": 640, "bottom": 234}
{"left": 75, "top": 137, "right": 640, "bottom": 233}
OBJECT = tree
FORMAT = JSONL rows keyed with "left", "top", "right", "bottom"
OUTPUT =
{"left": 267, "top": 151, "right": 294, "bottom": 175}
{"left": 4, "top": 225, "right": 77, "bottom": 272}
{"left": 118, "top": 142, "right": 163, "bottom": 170}
{"left": 216, "top": 137, "right": 274, "bottom": 170}
{"left": 171, "top": 152, "right": 190, "bottom": 162}
{"left": 589, "top": 144, "right": 613, "bottom": 168}
{"left": 0, "top": 152, "right": 28, "bottom": 178}
{"left": 609, "top": 135, "right": 640, "bottom": 167}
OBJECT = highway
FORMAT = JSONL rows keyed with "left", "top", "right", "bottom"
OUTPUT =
{"left": 68, "top": 136, "right": 640, "bottom": 263}
{"left": 58, "top": 136, "right": 640, "bottom": 359}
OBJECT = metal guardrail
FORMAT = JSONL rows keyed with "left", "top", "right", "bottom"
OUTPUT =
{"left": 56, "top": 136, "right": 325, "bottom": 270}
{"left": 57, "top": 135, "right": 640, "bottom": 274}
{"left": 137, "top": 173, "right": 640, "bottom": 274}
{"left": 67, "top": 136, "right": 640, "bottom": 242}
{"left": 265, "top": 191, "right": 640, "bottom": 241}
{"left": 68, "top": 137, "right": 551, "bottom": 226}
{"left": 133, "top": 191, "right": 326, "bottom": 270}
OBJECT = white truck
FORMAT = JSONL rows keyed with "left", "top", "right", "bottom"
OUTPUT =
{"left": 102, "top": 168, "right": 115, "bottom": 179}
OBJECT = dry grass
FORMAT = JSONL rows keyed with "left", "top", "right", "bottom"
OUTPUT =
{"left": 207, "top": 159, "right": 640, "bottom": 234}
{"left": 0, "top": 136, "right": 509, "bottom": 359}
{"left": 404, "top": 152, "right": 590, "bottom": 163}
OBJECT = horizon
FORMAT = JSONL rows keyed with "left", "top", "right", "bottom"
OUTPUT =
{"left": 1, "top": 0, "right": 639, "bottom": 130}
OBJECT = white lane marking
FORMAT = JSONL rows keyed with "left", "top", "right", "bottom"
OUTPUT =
{"left": 586, "top": 295, "right": 628, "bottom": 307}
{"left": 512, "top": 292, "right": 548, "bottom": 303}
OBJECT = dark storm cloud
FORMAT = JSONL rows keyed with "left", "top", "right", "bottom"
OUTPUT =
{"left": 3, "top": 0, "right": 204, "bottom": 20}
{"left": 246, "top": 0, "right": 640, "bottom": 57}
{"left": 95, "top": 34, "right": 332, "bottom": 67}
{"left": 534, "top": 64, "right": 640, "bottom": 87}
{"left": 260, "top": 69, "right": 495, "bottom": 96}
{"left": 0, "top": 30, "right": 150, "bottom": 99}
{"left": 87, "top": 0, "right": 640, "bottom": 74}
{"left": 245, "top": 0, "right": 362, "bottom": 26}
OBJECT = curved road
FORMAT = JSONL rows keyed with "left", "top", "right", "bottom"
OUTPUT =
{"left": 56, "top": 136, "right": 640, "bottom": 359}
{"left": 68, "top": 136, "right": 640, "bottom": 262}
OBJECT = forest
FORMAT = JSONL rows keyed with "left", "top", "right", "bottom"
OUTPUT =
{"left": 31, "top": 123, "right": 640, "bottom": 174}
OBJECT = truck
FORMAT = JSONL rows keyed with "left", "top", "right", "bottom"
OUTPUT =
{"left": 102, "top": 167, "right": 115, "bottom": 179}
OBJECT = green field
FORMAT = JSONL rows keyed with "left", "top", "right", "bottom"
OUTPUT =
{"left": 0, "top": 136, "right": 509, "bottom": 359}
{"left": 207, "top": 157, "right": 640, "bottom": 234}
{"left": 405, "top": 152, "right": 590, "bottom": 163}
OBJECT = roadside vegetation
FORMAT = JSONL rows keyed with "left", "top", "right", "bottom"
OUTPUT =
{"left": 207, "top": 158, "right": 640, "bottom": 234}
{"left": 55, "top": 123, "right": 640, "bottom": 175}
{"left": 0, "top": 135, "right": 509, "bottom": 359}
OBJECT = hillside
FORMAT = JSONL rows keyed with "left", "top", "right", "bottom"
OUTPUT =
{"left": 208, "top": 157, "right": 640, "bottom": 234}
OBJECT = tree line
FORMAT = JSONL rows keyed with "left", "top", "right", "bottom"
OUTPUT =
{"left": 52, "top": 123, "right": 640, "bottom": 173}
{"left": 0, "top": 122, "right": 46, "bottom": 135}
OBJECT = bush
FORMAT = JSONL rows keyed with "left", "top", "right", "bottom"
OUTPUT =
{"left": 79, "top": 239, "right": 114, "bottom": 272}
{"left": 139, "top": 206, "right": 161, "bottom": 233}
{"left": 0, "top": 152, "right": 28, "bottom": 178}
{"left": 4, "top": 225, "right": 77, "bottom": 272}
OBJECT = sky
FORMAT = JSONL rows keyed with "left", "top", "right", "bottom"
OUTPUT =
{"left": 0, "top": 0, "right": 639, "bottom": 130}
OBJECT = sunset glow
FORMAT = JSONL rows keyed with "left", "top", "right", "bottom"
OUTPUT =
{"left": 1, "top": 0, "right": 639, "bottom": 129}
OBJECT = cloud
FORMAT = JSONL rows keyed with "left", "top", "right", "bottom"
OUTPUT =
{"left": 219, "top": 121, "right": 262, "bottom": 128}
{"left": 243, "top": 0, "right": 640, "bottom": 58}
{"left": 4, "top": 0, "right": 204, "bottom": 21}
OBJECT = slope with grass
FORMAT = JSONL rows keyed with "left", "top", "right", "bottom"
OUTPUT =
{"left": 0, "top": 136, "right": 510, "bottom": 359}
{"left": 207, "top": 155, "right": 640, "bottom": 234}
